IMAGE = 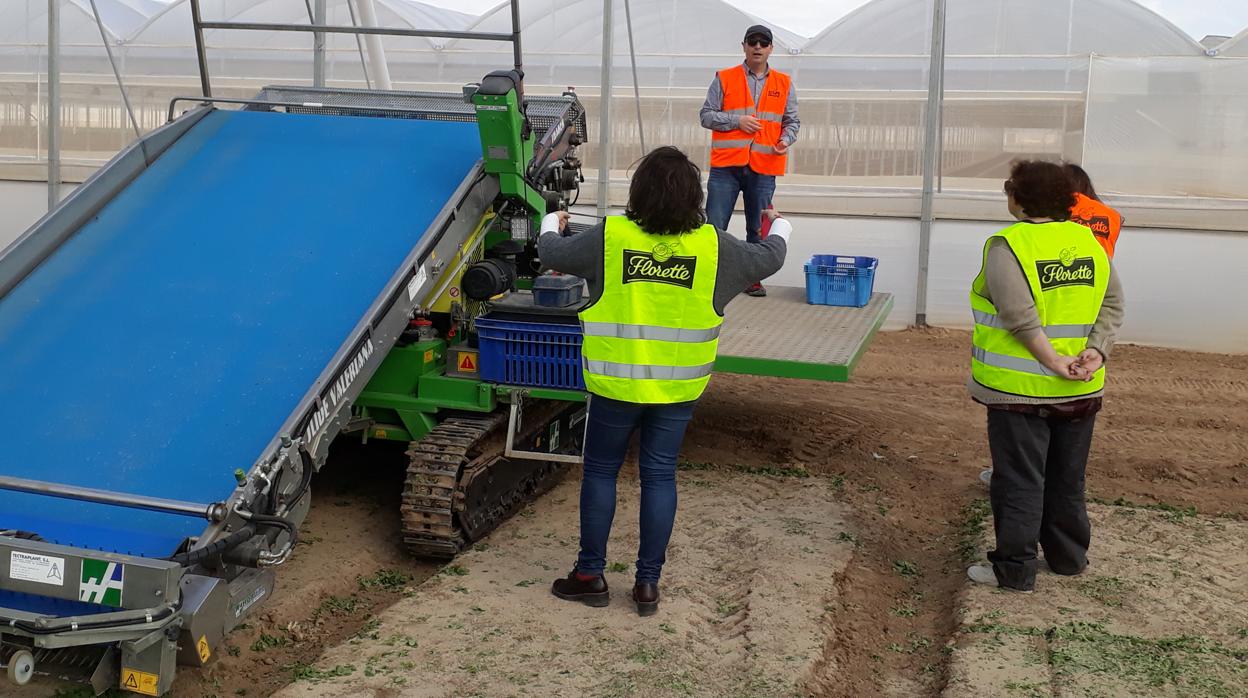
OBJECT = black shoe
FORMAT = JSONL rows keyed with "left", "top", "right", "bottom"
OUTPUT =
{"left": 551, "top": 571, "right": 609, "bottom": 608}
{"left": 745, "top": 283, "right": 767, "bottom": 297}
{"left": 632, "top": 583, "right": 659, "bottom": 617}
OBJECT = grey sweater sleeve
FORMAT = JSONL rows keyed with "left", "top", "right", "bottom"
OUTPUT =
{"left": 699, "top": 75, "right": 739, "bottom": 132}
{"left": 712, "top": 231, "right": 787, "bottom": 314}
{"left": 1087, "top": 262, "right": 1125, "bottom": 360}
{"left": 983, "top": 238, "right": 1125, "bottom": 359}
{"left": 983, "top": 239, "right": 1043, "bottom": 344}
{"left": 537, "top": 223, "right": 605, "bottom": 302}
{"left": 537, "top": 222, "right": 786, "bottom": 316}
{"left": 781, "top": 80, "right": 800, "bottom": 145}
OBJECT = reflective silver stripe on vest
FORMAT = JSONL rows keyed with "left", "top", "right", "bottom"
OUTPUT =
{"left": 712, "top": 139, "right": 753, "bottom": 149}
{"left": 750, "top": 143, "right": 778, "bottom": 155}
{"left": 583, "top": 359, "right": 715, "bottom": 381}
{"left": 582, "top": 322, "right": 721, "bottom": 343}
{"left": 971, "top": 347, "right": 1057, "bottom": 377}
{"left": 724, "top": 107, "right": 754, "bottom": 116}
{"left": 972, "top": 310, "right": 1093, "bottom": 339}
{"left": 756, "top": 110, "right": 783, "bottom": 123}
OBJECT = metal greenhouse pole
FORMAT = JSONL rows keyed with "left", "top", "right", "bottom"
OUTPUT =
{"left": 313, "top": 0, "right": 327, "bottom": 87}
{"left": 596, "top": 0, "right": 614, "bottom": 219}
{"left": 353, "top": 0, "right": 392, "bottom": 89}
{"left": 47, "top": 0, "right": 61, "bottom": 211}
{"left": 915, "top": 0, "right": 947, "bottom": 328}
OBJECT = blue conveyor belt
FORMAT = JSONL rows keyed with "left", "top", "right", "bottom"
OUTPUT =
{"left": 0, "top": 109, "right": 482, "bottom": 560}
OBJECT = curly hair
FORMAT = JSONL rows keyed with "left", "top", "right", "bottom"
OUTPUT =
{"left": 625, "top": 146, "right": 707, "bottom": 235}
{"left": 1004, "top": 160, "right": 1075, "bottom": 221}
{"left": 1064, "top": 163, "right": 1100, "bottom": 202}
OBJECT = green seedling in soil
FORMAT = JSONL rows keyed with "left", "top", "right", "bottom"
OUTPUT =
{"left": 607, "top": 562, "right": 629, "bottom": 573}
{"left": 890, "top": 604, "right": 918, "bottom": 618}
{"left": 893, "top": 560, "right": 921, "bottom": 578}
{"left": 514, "top": 578, "right": 541, "bottom": 587}
{"left": 442, "top": 564, "right": 469, "bottom": 576}
{"left": 782, "top": 518, "right": 813, "bottom": 535}
{"left": 837, "top": 531, "right": 861, "bottom": 546}
{"left": 659, "top": 623, "right": 677, "bottom": 634}
{"left": 1003, "top": 680, "right": 1047, "bottom": 697}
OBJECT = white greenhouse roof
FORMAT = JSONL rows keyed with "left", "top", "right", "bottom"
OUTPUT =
{"left": 450, "top": 0, "right": 806, "bottom": 54}
{"left": 803, "top": 0, "right": 1204, "bottom": 56}
{"left": 1218, "top": 28, "right": 1248, "bottom": 56}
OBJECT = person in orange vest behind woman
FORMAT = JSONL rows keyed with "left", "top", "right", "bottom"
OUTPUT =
{"left": 1066, "top": 164, "right": 1123, "bottom": 259}
{"left": 700, "top": 24, "right": 800, "bottom": 297}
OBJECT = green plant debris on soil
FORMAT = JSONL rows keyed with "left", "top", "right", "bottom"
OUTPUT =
{"left": 290, "top": 662, "right": 356, "bottom": 682}
{"left": 357, "top": 569, "right": 412, "bottom": 591}
{"left": 966, "top": 620, "right": 1248, "bottom": 696}
{"left": 250, "top": 632, "right": 289, "bottom": 652}
{"left": 676, "top": 460, "right": 810, "bottom": 478}
{"left": 956, "top": 498, "right": 992, "bottom": 563}
{"left": 1076, "top": 576, "right": 1130, "bottom": 607}
{"left": 892, "top": 560, "right": 921, "bottom": 578}
{"left": 1091, "top": 497, "right": 1200, "bottom": 523}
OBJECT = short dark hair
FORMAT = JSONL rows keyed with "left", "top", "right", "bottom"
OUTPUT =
{"left": 1064, "top": 163, "right": 1100, "bottom": 201}
{"left": 625, "top": 146, "right": 706, "bottom": 235}
{"left": 1004, "top": 160, "right": 1075, "bottom": 221}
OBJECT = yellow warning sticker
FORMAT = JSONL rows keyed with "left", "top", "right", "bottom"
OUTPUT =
{"left": 197, "top": 635, "right": 212, "bottom": 663}
{"left": 121, "top": 668, "right": 160, "bottom": 696}
{"left": 424, "top": 349, "right": 435, "bottom": 363}
{"left": 374, "top": 428, "right": 388, "bottom": 439}
{"left": 457, "top": 351, "right": 478, "bottom": 373}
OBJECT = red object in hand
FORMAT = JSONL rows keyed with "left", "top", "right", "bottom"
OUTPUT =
{"left": 759, "top": 206, "right": 775, "bottom": 240}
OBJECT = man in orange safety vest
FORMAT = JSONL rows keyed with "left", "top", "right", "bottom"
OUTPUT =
{"left": 700, "top": 24, "right": 800, "bottom": 297}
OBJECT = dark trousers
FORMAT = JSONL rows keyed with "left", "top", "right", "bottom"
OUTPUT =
{"left": 986, "top": 407, "right": 1096, "bottom": 590}
{"left": 705, "top": 165, "right": 776, "bottom": 242}
{"left": 576, "top": 395, "right": 697, "bottom": 584}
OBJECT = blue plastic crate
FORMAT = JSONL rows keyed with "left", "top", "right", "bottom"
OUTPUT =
{"left": 803, "top": 255, "right": 878, "bottom": 307}
{"left": 475, "top": 314, "right": 585, "bottom": 390}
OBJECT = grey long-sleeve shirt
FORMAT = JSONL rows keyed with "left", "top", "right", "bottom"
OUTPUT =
{"left": 538, "top": 222, "right": 787, "bottom": 315}
{"left": 968, "top": 236, "right": 1126, "bottom": 406}
{"left": 699, "top": 62, "right": 800, "bottom": 146}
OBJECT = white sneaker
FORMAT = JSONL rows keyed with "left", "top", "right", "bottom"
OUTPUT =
{"left": 979, "top": 469, "right": 993, "bottom": 487}
{"left": 966, "top": 564, "right": 1033, "bottom": 593}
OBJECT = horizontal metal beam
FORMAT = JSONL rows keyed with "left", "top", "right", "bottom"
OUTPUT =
{"left": 0, "top": 475, "right": 225, "bottom": 520}
{"left": 166, "top": 95, "right": 465, "bottom": 122}
{"left": 196, "top": 21, "right": 515, "bottom": 43}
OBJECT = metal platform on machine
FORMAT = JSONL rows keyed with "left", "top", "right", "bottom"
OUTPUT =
{"left": 716, "top": 287, "right": 894, "bottom": 382}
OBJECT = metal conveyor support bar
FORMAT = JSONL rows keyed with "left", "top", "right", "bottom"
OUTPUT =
{"left": 0, "top": 476, "right": 226, "bottom": 521}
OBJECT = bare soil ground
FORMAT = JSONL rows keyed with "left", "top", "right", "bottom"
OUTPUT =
{"left": 25, "top": 329, "right": 1248, "bottom": 697}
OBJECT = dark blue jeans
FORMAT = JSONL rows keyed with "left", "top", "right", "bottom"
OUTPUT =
{"left": 575, "top": 395, "right": 697, "bottom": 584}
{"left": 706, "top": 165, "right": 777, "bottom": 243}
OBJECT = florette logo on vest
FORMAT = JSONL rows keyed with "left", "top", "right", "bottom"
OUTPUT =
{"left": 767, "top": 89, "right": 782, "bottom": 98}
{"left": 1086, "top": 216, "right": 1112, "bottom": 238}
{"left": 1035, "top": 249, "right": 1096, "bottom": 290}
{"left": 622, "top": 249, "right": 697, "bottom": 289}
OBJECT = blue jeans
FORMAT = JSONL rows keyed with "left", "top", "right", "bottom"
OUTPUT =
{"left": 575, "top": 395, "right": 697, "bottom": 584}
{"left": 706, "top": 165, "right": 777, "bottom": 243}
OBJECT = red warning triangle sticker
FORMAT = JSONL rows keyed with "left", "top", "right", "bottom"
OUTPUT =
{"left": 124, "top": 674, "right": 140, "bottom": 689}
{"left": 458, "top": 353, "right": 477, "bottom": 372}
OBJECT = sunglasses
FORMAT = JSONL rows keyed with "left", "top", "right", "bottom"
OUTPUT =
{"left": 746, "top": 38, "right": 772, "bottom": 48}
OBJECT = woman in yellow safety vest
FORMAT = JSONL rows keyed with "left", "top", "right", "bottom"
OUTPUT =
{"left": 966, "top": 160, "right": 1125, "bottom": 593}
{"left": 538, "top": 146, "right": 790, "bottom": 616}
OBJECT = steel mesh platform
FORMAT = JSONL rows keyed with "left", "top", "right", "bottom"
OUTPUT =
{"left": 715, "top": 287, "right": 894, "bottom": 382}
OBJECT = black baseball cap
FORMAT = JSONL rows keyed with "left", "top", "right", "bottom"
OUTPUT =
{"left": 744, "top": 25, "right": 773, "bottom": 42}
